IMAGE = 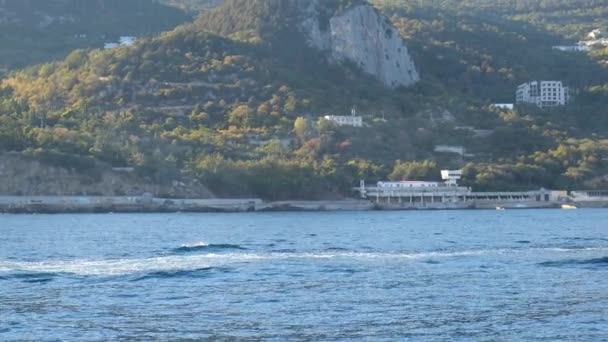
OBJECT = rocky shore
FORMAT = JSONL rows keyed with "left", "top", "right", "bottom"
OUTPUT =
{"left": 1, "top": 194, "right": 606, "bottom": 214}
{"left": 0, "top": 196, "right": 374, "bottom": 214}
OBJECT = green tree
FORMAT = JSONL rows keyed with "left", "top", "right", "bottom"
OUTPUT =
{"left": 228, "top": 104, "right": 251, "bottom": 127}
{"left": 293, "top": 116, "right": 312, "bottom": 143}
{"left": 389, "top": 160, "right": 439, "bottom": 181}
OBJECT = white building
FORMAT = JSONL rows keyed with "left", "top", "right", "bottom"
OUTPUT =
{"left": 434, "top": 145, "right": 465, "bottom": 156}
{"left": 323, "top": 108, "right": 363, "bottom": 127}
{"left": 552, "top": 45, "right": 591, "bottom": 52}
{"left": 516, "top": 81, "right": 570, "bottom": 108}
{"left": 491, "top": 103, "right": 514, "bottom": 110}
{"left": 377, "top": 181, "right": 441, "bottom": 189}
{"left": 323, "top": 115, "right": 363, "bottom": 127}
{"left": 580, "top": 30, "right": 608, "bottom": 47}
{"left": 119, "top": 36, "right": 136, "bottom": 46}
{"left": 580, "top": 38, "right": 608, "bottom": 47}
{"left": 104, "top": 36, "right": 136, "bottom": 49}
{"left": 441, "top": 170, "right": 462, "bottom": 187}
{"left": 375, "top": 169, "right": 463, "bottom": 189}
{"left": 588, "top": 29, "right": 602, "bottom": 40}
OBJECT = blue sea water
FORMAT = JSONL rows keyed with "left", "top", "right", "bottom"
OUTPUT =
{"left": 1, "top": 210, "right": 607, "bottom": 341}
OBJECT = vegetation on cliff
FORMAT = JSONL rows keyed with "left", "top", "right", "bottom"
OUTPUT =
{"left": 0, "top": 0, "right": 193, "bottom": 73}
{"left": 0, "top": 0, "right": 607, "bottom": 198}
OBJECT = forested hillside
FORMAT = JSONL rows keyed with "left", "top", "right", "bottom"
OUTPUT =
{"left": 376, "top": 0, "right": 608, "bottom": 38}
{"left": 0, "top": 0, "right": 607, "bottom": 199}
{"left": 0, "top": 0, "right": 191, "bottom": 74}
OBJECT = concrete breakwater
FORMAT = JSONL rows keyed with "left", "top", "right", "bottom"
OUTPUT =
{"left": 1, "top": 192, "right": 606, "bottom": 214}
{"left": 0, "top": 196, "right": 374, "bottom": 214}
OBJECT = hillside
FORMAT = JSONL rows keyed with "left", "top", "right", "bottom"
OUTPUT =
{"left": 0, "top": 151, "right": 212, "bottom": 197}
{"left": 0, "top": 0, "right": 192, "bottom": 74}
{"left": 1, "top": 0, "right": 608, "bottom": 198}
{"left": 195, "top": 0, "right": 419, "bottom": 88}
{"left": 391, "top": 0, "right": 608, "bottom": 40}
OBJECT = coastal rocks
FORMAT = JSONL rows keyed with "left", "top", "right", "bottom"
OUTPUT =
{"left": 0, "top": 153, "right": 213, "bottom": 198}
{"left": 299, "top": 3, "right": 419, "bottom": 88}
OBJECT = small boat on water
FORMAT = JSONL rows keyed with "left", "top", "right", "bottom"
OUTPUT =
{"left": 561, "top": 204, "right": 577, "bottom": 210}
{"left": 496, "top": 206, "right": 506, "bottom": 211}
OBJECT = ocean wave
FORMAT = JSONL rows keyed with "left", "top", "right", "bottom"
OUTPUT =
{"left": 270, "top": 249, "right": 298, "bottom": 253}
{"left": 0, "top": 271, "right": 58, "bottom": 283}
{"left": 565, "top": 237, "right": 608, "bottom": 243}
{"left": 0, "top": 252, "right": 271, "bottom": 277}
{"left": 324, "top": 247, "right": 351, "bottom": 252}
{"left": 0, "top": 251, "right": 487, "bottom": 276}
{"left": 539, "top": 256, "right": 608, "bottom": 268}
{"left": 2, "top": 246, "right": 607, "bottom": 277}
{"left": 172, "top": 242, "right": 246, "bottom": 253}
{"left": 531, "top": 247, "right": 608, "bottom": 252}
{"left": 131, "top": 267, "right": 216, "bottom": 282}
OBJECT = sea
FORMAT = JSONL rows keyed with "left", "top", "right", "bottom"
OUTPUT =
{"left": 1, "top": 210, "right": 607, "bottom": 341}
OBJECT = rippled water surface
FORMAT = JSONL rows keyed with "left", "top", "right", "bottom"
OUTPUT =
{"left": 1, "top": 210, "right": 608, "bottom": 340}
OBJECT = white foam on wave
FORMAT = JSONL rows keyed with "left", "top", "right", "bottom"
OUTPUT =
{"left": 533, "top": 247, "right": 608, "bottom": 252}
{"left": 1, "top": 246, "right": 607, "bottom": 276}
{"left": 0, "top": 253, "right": 266, "bottom": 276}
{"left": 0, "top": 252, "right": 450, "bottom": 276}
{"left": 180, "top": 241, "right": 209, "bottom": 248}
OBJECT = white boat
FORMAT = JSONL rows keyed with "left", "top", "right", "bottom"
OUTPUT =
{"left": 561, "top": 204, "right": 577, "bottom": 210}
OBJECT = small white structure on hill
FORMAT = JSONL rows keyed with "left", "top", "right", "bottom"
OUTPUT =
{"left": 434, "top": 145, "right": 465, "bottom": 156}
{"left": 580, "top": 30, "right": 608, "bottom": 47}
{"left": 441, "top": 170, "right": 462, "bottom": 187}
{"left": 324, "top": 108, "right": 363, "bottom": 127}
{"left": 491, "top": 103, "right": 514, "bottom": 110}
{"left": 588, "top": 29, "right": 602, "bottom": 40}
{"left": 516, "top": 81, "right": 570, "bottom": 108}
{"left": 580, "top": 38, "right": 608, "bottom": 47}
{"left": 104, "top": 36, "right": 136, "bottom": 49}
{"left": 552, "top": 45, "right": 590, "bottom": 52}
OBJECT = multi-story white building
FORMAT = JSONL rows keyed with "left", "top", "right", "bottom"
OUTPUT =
{"left": 516, "top": 81, "right": 570, "bottom": 108}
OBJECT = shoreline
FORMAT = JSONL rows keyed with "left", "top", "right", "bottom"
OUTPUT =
{"left": 0, "top": 195, "right": 606, "bottom": 214}
{"left": 0, "top": 196, "right": 373, "bottom": 214}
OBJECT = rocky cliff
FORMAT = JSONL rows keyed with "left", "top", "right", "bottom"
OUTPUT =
{"left": 300, "top": 2, "right": 419, "bottom": 88}
{"left": 0, "top": 153, "right": 213, "bottom": 198}
{"left": 197, "top": 0, "right": 419, "bottom": 88}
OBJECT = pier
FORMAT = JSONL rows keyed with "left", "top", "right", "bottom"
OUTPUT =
{"left": 357, "top": 184, "right": 557, "bottom": 210}
{"left": 356, "top": 170, "right": 562, "bottom": 209}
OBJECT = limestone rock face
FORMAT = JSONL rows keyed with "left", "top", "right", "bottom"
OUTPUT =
{"left": 299, "top": 3, "right": 419, "bottom": 88}
{"left": 0, "top": 153, "right": 214, "bottom": 198}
